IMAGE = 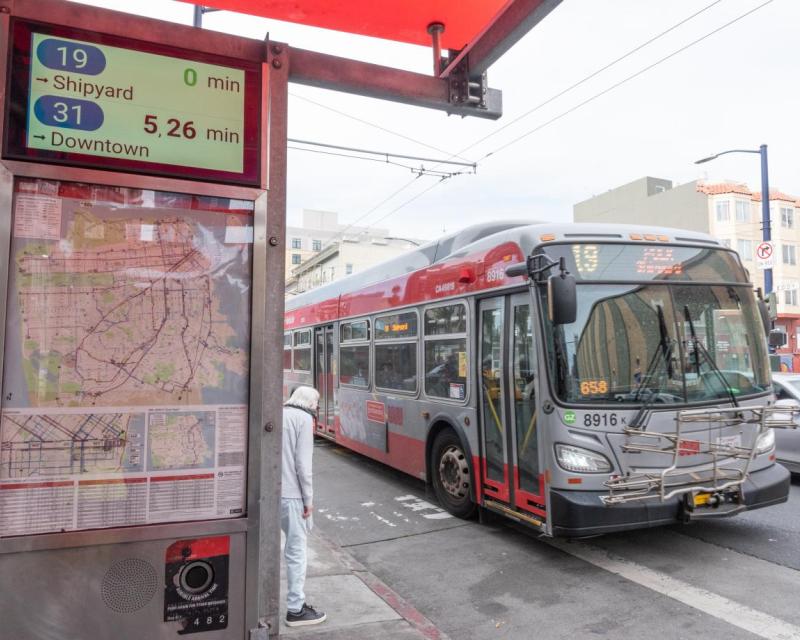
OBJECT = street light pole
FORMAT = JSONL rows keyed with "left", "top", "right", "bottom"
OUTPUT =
{"left": 759, "top": 144, "right": 772, "bottom": 294}
{"left": 695, "top": 144, "right": 772, "bottom": 294}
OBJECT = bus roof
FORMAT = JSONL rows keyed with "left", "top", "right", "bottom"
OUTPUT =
{"left": 284, "top": 221, "right": 723, "bottom": 326}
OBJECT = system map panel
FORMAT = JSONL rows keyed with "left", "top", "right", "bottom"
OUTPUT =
{"left": 0, "top": 178, "right": 252, "bottom": 537}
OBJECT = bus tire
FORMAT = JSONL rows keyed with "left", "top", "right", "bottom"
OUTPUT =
{"left": 431, "top": 430, "right": 476, "bottom": 519}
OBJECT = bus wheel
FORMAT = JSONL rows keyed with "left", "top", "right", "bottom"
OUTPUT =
{"left": 432, "top": 430, "right": 476, "bottom": 519}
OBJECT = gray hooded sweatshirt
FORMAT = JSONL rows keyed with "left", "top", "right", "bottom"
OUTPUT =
{"left": 281, "top": 405, "right": 314, "bottom": 506}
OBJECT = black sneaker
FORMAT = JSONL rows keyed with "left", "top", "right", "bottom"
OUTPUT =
{"left": 286, "top": 603, "right": 327, "bottom": 627}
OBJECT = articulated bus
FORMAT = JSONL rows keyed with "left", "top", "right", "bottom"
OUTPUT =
{"left": 283, "top": 222, "right": 792, "bottom": 537}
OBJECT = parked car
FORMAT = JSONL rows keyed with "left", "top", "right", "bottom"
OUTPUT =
{"left": 771, "top": 373, "right": 800, "bottom": 474}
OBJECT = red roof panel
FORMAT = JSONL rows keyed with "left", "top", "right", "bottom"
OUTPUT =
{"left": 181, "top": 0, "right": 511, "bottom": 50}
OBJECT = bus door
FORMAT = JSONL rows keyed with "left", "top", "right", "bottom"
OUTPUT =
{"left": 478, "top": 294, "right": 545, "bottom": 518}
{"left": 314, "top": 325, "right": 336, "bottom": 435}
{"left": 507, "top": 293, "right": 545, "bottom": 518}
{"left": 479, "top": 297, "right": 510, "bottom": 502}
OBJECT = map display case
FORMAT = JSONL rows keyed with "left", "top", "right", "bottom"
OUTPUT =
{"left": 0, "top": 178, "right": 253, "bottom": 536}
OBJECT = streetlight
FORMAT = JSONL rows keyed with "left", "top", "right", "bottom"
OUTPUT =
{"left": 695, "top": 144, "right": 772, "bottom": 293}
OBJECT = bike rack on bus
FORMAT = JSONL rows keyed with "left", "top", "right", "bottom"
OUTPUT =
{"left": 601, "top": 405, "right": 800, "bottom": 507}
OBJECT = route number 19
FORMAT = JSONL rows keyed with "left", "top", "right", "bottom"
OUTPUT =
{"left": 57, "top": 46, "right": 87, "bottom": 69}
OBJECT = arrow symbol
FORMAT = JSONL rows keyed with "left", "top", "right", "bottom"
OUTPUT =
{"left": 33, "top": 135, "right": 45, "bottom": 140}
{"left": 35, "top": 77, "right": 48, "bottom": 83}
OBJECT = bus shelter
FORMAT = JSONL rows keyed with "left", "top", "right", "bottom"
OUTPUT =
{"left": 0, "top": 0, "right": 560, "bottom": 637}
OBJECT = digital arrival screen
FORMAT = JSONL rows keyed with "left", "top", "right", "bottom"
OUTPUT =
{"left": 5, "top": 21, "right": 261, "bottom": 184}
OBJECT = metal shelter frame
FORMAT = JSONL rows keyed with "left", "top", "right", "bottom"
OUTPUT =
{"left": 0, "top": 0, "right": 562, "bottom": 637}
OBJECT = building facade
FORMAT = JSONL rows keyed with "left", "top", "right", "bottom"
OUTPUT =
{"left": 285, "top": 209, "right": 424, "bottom": 295}
{"left": 575, "top": 177, "right": 800, "bottom": 371}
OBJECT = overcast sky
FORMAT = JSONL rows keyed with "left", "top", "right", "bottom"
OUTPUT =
{"left": 75, "top": 0, "right": 799, "bottom": 242}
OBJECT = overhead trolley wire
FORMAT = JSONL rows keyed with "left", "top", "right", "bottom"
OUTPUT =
{"left": 476, "top": 0, "right": 776, "bottom": 162}
{"left": 312, "top": 0, "right": 773, "bottom": 249}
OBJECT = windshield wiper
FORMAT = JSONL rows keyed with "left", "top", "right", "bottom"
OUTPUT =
{"left": 683, "top": 304, "right": 738, "bottom": 407}
{"left": 630, "top": 305, "right": 675, "bottom": 428}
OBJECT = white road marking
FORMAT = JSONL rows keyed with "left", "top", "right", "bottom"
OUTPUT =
{"left": 360, "top": 501, "right": 376, "bottom": 507}
{"left": 393, "top": 495, "right": 453, "bottom": 519}
{"left": 548, "top": 539, "right": 800, "bottom": 640}
{"left": 370, "top": 512, "right": 397, "bottom": 527}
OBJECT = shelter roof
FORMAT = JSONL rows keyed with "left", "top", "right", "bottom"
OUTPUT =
{"left": 182, "top": 0, "right": 510, "bottom": 50}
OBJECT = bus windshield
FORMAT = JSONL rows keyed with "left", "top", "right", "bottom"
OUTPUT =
{"left": 539, "top": 259, "right": 771, "bottom": 405}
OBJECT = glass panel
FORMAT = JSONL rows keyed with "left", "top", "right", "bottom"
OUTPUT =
{"left": 544, "top": 244, "right": 747, "bottom": 283}
{"left": 673, "top": 285, "right": 771, "bottom": 402}
{"left": 424, "top": 304, "right": 467, "bottom": 336}
{"left": 375, "top": 312, "right": 418, "bottom": 340}
{"left": 340, "top": 320, "right": 369, "bottom": 342}
{"left": 315, "top": 331, "right": 325, "bottom": 421}
{"left": 340, "top": 345, "right": 369, "bottom": 387}
{"left": 293, "top": 347, "right": 311, "bottom": 372}
{"left": 0, "top": 178, "right": 252, "bottom": 536}
{"left": 481, "top": 307, "right": 505, "bottom": 483}
{"left": 375, "top": 343, "right": 417, "bottom": 392}
{"left": 540, "top": 283, "right": 770, "bottom": 404}
{"left": 325, "top": 330, "right": 334, "bottom": 423}
{"left": 424, "top": 339, "right": 467, "bottom": 399}
{"left": 512, "top": 303, "right": 539, "bottom": 494}
{"left": 283, "top": 348, "right": 292, "bottom": 370}
{"left": 294, "top": 330, "right": 311, "bottom": 347}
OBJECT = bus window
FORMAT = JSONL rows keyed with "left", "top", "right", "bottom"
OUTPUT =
{"left": 424, "top": 303, "right": 467, "bottom": 400}
{"left": 512, "top": 302, "right": 539, "bottom": 494}
{"left": 375, "top": 311, "right": 418, "bottom": 393}
{"left": 293, "top": 329, "right": 311, "bottom": 372}
{"left": 283, "top": 332, "right": 292, "bottom": 370}
{"left": 340, "top": 319, "right": 370, "bottom": 387}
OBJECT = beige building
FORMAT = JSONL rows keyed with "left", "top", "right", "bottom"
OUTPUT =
{"left": 575, "top": 177, "right": 800, "bottom": 369}
{"left": 285, "top": 209, "right": 424, "bottom": 295}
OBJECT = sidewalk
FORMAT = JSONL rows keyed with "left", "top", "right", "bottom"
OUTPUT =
{"left": 279, "top": 528, "right": 449, "bottom": 640}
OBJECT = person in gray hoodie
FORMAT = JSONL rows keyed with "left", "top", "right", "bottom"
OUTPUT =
{"left": 282, "top": 386, "right": 327, "bottom": 627}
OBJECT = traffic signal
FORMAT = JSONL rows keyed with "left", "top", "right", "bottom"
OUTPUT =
{"left": 766, "top": 291, "right": 779, "bottom": 320}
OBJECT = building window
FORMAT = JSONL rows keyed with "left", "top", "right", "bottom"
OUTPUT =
{"left": 735, "top": 200, "right": 749, "bottom": 223}
{"left": 781, "top": 207, "right": 794, "bottom": 229}
{"left": 345, "top": 263, "right": 353, "bottom": 275}
{"left": 424, "top": 303, "right": 468, "bottom": 401}
{"left": 375, "top": 312, "right": 418, "bottom": 393}
{"left": 291, "top": 238, "right": 302, "bottom": 249}
{"left": 339, "top": 319, "right": 370, "bottom": 387}
{"left": 291, "top": 254, "right": 301, "bottom": 265}
{"left": 736, "top": 239, "right": 753, "bottom": 261}
{"left": 292, "top": 330, "right": 312, "bottom": 372}
{"left": 783, "top": 244, "right": 797, "bottom": 266}
{"left": 715, "top": 200, "right": 730, "bottom": 222}
{"left": 784, "top": 289, "right": 798, "bottom": 306}
{"left": 312, "top": 239, "right": 322, "bottom": 251}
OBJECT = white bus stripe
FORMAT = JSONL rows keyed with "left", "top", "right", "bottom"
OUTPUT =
{"left": 548, "top": 539, "right": 800, "bottom": 640}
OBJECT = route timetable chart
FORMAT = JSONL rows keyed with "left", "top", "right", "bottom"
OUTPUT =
{"left": 0, "top": 178, "right": 253, "bottom": 537}
{"left": 5, "top": 21, "right": 261, "bottom": 184}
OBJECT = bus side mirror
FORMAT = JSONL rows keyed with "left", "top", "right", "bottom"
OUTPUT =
{"left": 548, "top": 273, "right": 577, "bottom": 325}
{"left": 505, "top": 262, "right": 528, "bottom": 278}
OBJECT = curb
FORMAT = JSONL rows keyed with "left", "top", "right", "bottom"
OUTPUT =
{"left": 312, "top": 532, "right": 451, "bottom": 640}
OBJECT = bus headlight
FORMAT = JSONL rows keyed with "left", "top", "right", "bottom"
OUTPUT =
{"left": 555, "top": 444, "right": 612, "bottom": 473}
{"left": 756, "top": 428, "right": 775, "bottom": 455}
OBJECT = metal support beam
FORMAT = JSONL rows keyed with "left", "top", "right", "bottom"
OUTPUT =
{"left": 289, "top": 46, "right": 502, "bottom": 120}
{"left": 441, "top": 0, "right": 561, "bottom": 79}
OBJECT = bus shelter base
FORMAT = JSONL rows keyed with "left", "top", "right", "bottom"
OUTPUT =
{"left": 550, "top": 463, "right": 790, "bottom": 538}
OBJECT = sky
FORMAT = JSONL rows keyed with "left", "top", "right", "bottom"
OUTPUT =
{"left": 73, "top": 0, "right": 800, "bottom": 242}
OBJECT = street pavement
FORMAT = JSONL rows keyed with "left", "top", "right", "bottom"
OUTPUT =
{"left": 299, "top": 439, "right": 800, "bottom": 640}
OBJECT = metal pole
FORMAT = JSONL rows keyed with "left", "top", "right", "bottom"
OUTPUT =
{"left": 760, "top": 144, "right": 772, "bottom": 294}
{"left": 193, "top": 4, "right": 203, "bottom": 28}
{"left": 427, "top": 23, "right": 445, "bottom": 76}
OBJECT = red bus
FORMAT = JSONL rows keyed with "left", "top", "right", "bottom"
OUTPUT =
{"left": 283, "top": 221, "right": 790, "bottom": 537}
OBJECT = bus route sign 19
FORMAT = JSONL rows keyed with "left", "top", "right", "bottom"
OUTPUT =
{"left": 6, "top": 21, "right": 261, "bottom": 184}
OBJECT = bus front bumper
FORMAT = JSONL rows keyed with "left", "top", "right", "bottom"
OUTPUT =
{"left": 550, "top": 462, "right": 790, "bottom": 538}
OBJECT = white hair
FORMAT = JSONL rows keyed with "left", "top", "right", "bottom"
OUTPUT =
{"left": 286, "top": 386, "right": 320, "bottom": 412}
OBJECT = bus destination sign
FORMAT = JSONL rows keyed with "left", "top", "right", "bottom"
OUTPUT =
{"left": 6, "top": 21, "right": 261, "bottom": 184}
